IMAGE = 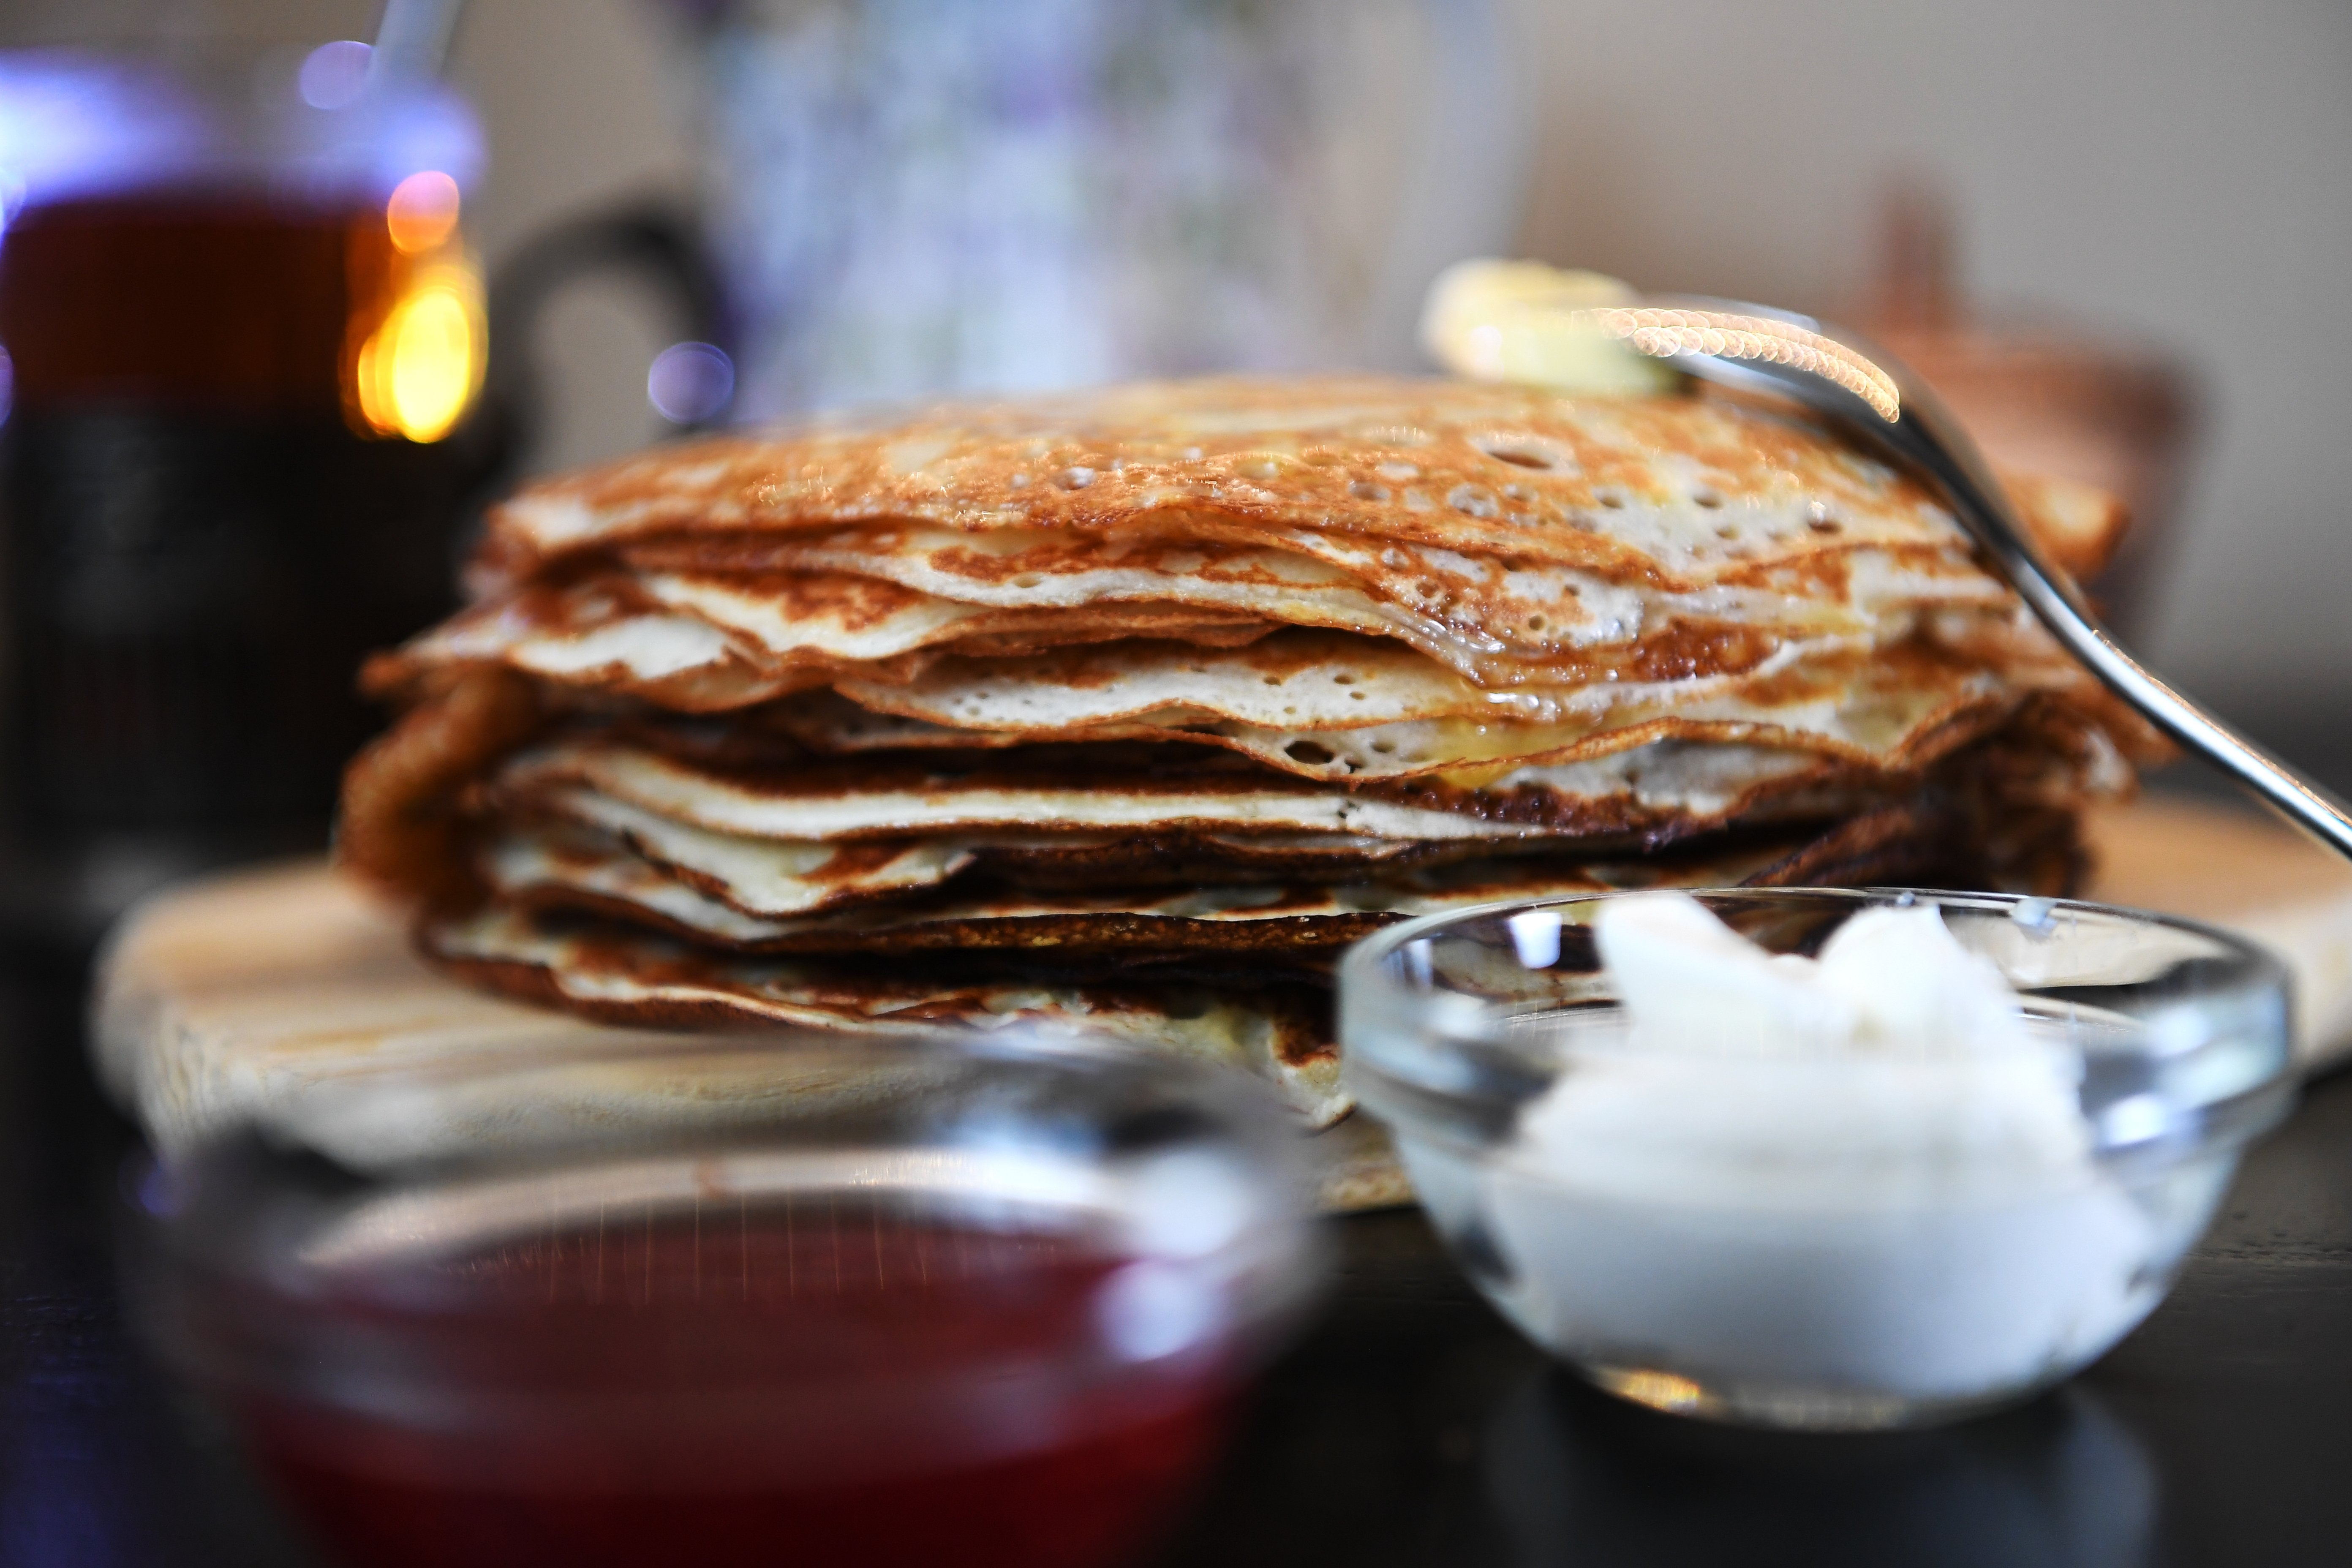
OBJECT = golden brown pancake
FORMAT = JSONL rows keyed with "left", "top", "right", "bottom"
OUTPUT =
{"left": 476, "top": 376, "right": 2127, "bottom": 590}
{"left": 341, "top": 374, "right": 2160, "bottom": 1131}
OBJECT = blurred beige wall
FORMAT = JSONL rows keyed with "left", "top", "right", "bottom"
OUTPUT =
{"left": 1506, "top": 0, "right": 2352, "bottom": 719}
{"left": 5, "top": 0, "right": 2349, "bottom": 713}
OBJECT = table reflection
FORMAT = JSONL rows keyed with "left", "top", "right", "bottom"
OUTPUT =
{"left": 1153, "top": 1206, "right": 2163, "bottom": 1568}
{"left": 1474, "top": 1371, "right": 2153, "bottom": 1568}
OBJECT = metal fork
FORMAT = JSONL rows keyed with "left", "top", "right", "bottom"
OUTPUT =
{"left": 1579, "top": 297, "right": 2352, "bottom": 863}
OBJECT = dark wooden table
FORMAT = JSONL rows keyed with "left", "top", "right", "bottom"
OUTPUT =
{"left": 1162, "top": 1082, "right": 2352, "bottom": 1568}
{"left": 4, "top": 953, "right": 2350, "bottom": 1568}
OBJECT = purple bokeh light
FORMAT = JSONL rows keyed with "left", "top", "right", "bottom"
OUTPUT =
{"left": 648, "top": 342, "right": 734, "bottom": 425}
{"left": 298, "top": 41, "right": 373, "bottom": 112}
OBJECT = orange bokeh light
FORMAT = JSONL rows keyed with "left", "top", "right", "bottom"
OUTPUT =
{"left": 353, "top": 259, "right": 485, "bottom": 442}
{"left": 386, "top": 171, "right": 461, "bottom": 254}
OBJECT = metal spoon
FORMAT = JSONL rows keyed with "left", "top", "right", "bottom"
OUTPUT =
{"left": 1577, "top": 297, "right": 2352, "bottom": 863}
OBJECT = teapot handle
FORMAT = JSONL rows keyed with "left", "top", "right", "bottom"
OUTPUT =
{"left": 479, "top": 203, "right": 733, "bottom": 475}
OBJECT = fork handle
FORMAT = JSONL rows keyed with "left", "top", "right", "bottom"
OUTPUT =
{"left": 1892, "top": 369, "right": 2352, "bottom": 864}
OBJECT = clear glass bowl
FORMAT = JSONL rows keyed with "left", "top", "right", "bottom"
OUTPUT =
{"left": 128, "top": 1031, "right": 1323, "bottom": 1568}
{"left": 1339, "top": 889, "right": 2295, "bottom": 1431}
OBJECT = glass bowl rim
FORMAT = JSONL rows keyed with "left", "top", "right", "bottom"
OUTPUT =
{"left": 1342, "top": 884, "right": 2292, "bottom": 1003}
{"left": 1339, "top": 885, "right": 2297, "bottom": 1157}
{"left": 142, "top": 1023, "right": 1324, "bottom": 1285}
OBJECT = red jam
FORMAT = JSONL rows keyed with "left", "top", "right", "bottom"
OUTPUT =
{"left": 224, "top": 1200, "right": 1234, "bottom": 1568}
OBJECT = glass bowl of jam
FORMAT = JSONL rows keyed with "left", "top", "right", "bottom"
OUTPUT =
{"left": 128, "top": 1030, "right": 1324, "bottom": 1568}
{"left": 1339, "top": 888, "right": 2295, "bottom": 1431}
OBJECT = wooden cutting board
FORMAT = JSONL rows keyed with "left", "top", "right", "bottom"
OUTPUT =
{"left": 91, "top": 793, "right": 2352, "bottom": 1211}
{"left": 2080, "top": 795, "right": 2352, "bottom": 1059}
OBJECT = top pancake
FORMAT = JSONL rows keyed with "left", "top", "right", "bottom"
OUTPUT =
{"left": 479, "top": 376, "right": 2126, "bottom": 595}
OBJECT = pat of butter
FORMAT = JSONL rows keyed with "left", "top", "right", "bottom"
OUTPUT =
{"left": 1420, "top": 260, "right": 1680, "bottom": 397}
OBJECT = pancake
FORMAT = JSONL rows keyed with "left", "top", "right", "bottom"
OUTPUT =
{"left": 477, "top": 819, "right": 1782, "bottom": 955}
{"left": 371, "top": 572, "right": 1288, "bottom": 714}
{"left": 477, "top": 780, "right": 2044, "bottom": 958}
{"left": 422, "top": 901, "right": 1352, "bottom": 1124}
{"left": 824, "top": 632, "right": 2032, "bottom": 779}
{"left": 520, "top": 778, "right": 1600, "bottom": 917}
{"left": 637, "top": 568, "right": 1276, "bottom": 660}
{"left": 740, "top": 699, "right": 1882, "bottom": 834}
{"left": 340, "top": 373, "right": 2161, "bottom": 1160}
{"left": 625, "top": 525, "right": 2016, "bottom": 683}
{"left": 491, "top": 713, "right": 1987, "bottom": 851}
{"left": 480, "top": 376, "right": 2125, "bottom": 590}
{"left": 493, "top": 735, "right": 1573, "bottom": 842}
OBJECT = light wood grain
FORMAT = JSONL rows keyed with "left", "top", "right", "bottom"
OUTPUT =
{"left": 2085, "top": 795, "right": 2352, "bottom": 1069}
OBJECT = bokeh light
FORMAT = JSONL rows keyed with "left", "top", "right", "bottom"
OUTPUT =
{"left": 647, "top": 341, "right": 735, "bottom": 424}
{"left": 386, "top": 170, "right": 460, "bottom": 254}
{"left": 297, "top": 41, "right": 373, "bottom": 111}
{"left": 355, "top": 263, "right": 483, "bottom": 442}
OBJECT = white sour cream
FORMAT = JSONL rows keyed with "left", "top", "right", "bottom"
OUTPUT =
{"left": 1416, "top": 895, "right": 2191, "bottom": 1411}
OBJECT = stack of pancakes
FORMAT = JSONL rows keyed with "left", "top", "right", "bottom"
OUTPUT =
{"left": 342, "top": 375, "right": 2161, "bottom": 1124}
